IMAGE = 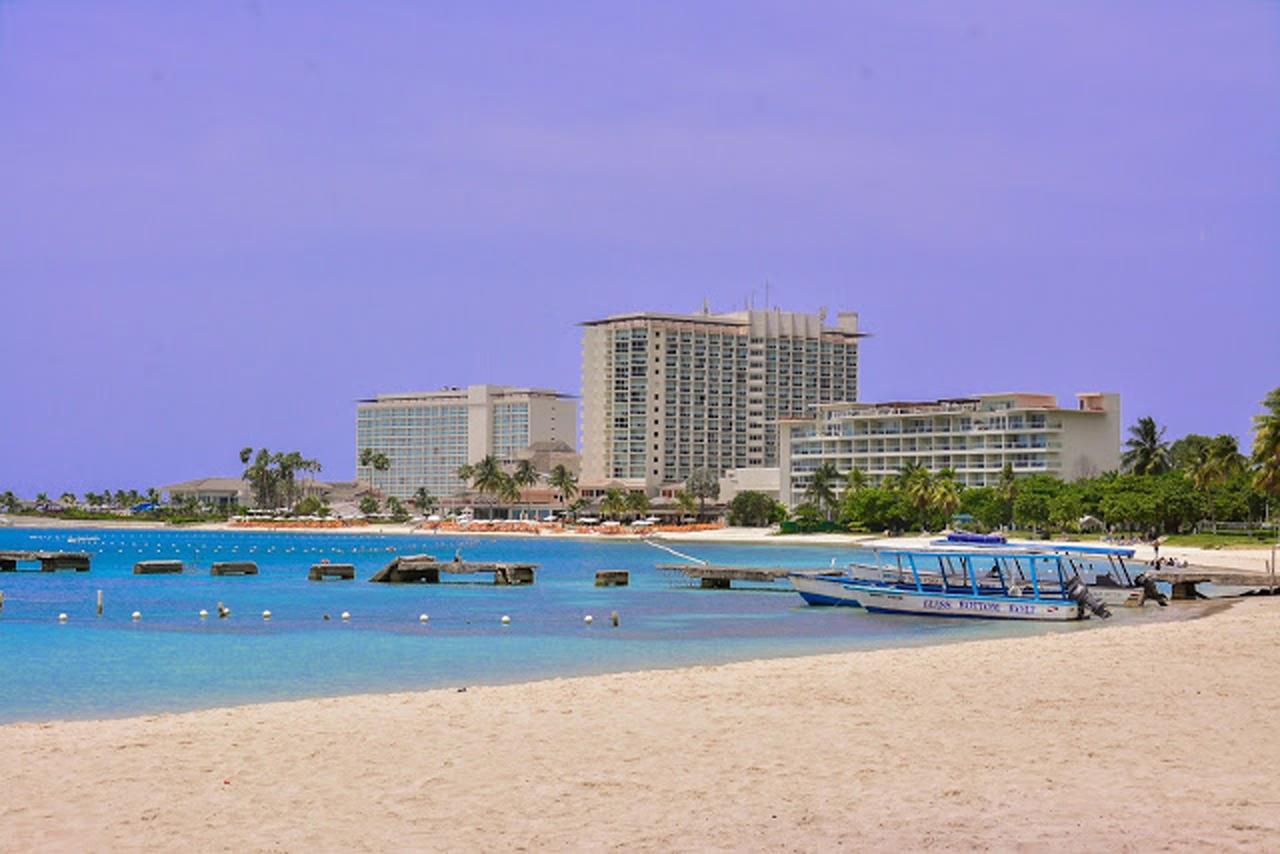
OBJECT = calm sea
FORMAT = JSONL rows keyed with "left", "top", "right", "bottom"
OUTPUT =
{"left": 0, "top": 526, "right": 1172, "bottom": 723}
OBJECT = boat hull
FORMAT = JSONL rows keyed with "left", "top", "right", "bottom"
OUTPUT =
{"left": 1092, "top": 586, "right": 1145, "bottom": 608}
{"left": 789, "top": 575, "right": 867, "bottom": 607}
{"left": 855, "top": 586, "right": 1086, "bottom": 621}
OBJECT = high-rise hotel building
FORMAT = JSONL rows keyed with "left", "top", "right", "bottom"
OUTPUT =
{"left": 356, "top": 385, "right": 576, "bottom": 500}
{"left": 580, "top": 307, "right": 864, "bottom": 493}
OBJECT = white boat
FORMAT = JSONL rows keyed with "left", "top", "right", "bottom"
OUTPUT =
{"left": 791, "top": 549, "right": 1101, "bottom": 622}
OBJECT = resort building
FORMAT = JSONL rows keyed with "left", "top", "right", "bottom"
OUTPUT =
{"left": 779, "top": 392, "right": 1121, "bottom": 506}
{"left": 355, "top": 384, "right": 577, "bottom": 500}
{"left": 580, "top": 307, "right": 864, "bottom": 494}
{"left": 162, "top": 477, "right": 252, "bottom": 509}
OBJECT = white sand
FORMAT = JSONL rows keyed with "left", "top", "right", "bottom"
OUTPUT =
{"left": 3, "top": 600, "right": 1277, "bottom": 851}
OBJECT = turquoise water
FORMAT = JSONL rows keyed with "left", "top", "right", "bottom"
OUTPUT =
{"left": 0, "top": 526, "right": 1109, "bottom": 723}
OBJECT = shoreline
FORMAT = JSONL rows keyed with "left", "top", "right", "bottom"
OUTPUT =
{"left": 3, "top": 598, "right": 1276, "bottom": 849}
{"left": 7, "top": 514, "right": 1276, "bottom": 572}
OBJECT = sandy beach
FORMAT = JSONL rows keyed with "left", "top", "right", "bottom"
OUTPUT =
{"left": 3, "top": 599, "right": 1277, "bottom": 851}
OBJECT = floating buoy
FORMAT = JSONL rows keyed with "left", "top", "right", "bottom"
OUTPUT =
{"left": 262, "top": 610, "right": 272, "bottom": 620}
{"left": 501, "top": 615, "right": 511, "bottom": 625}
{"left": 583, "top": 614, "right": 594, "bottom": 625}
{"left": 341, "top": 611, "right": 351, "bottom": 621}
{"left": 419, "top": 614, "right": 429, "bottom": 623}
{"left": 131, "top": 611, "right": 141, "bottom": 621}
{"left": 199, "top": 609, "right": 209, "bottom": 619}
{"left": 58, "top": 613, "right": 68, "bottom": 623}
{"left": 611, "top": 610, "right": 620, "bottom": 628}
{"left": 323, "top": 613, "right": 331, "bottom": 621}
{"left": 217, "top": 602, "right": 230, "bottom": 619}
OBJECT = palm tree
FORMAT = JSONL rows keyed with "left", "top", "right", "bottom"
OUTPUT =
{"left": 601, "top": 487, "right": 628, "bottom": 520}
{"left": 456, "top": 463, "right": 475, "bottom": 487}
{"left": 804, "top": 461, "right": 839, "bottom": 521}
{"left": 413, "top": 487, "right": 436, "bottom": 514}
{"left": 625, "top": 490, "right": 650, "bottom": 521}
{"left": 146, "top": 487, "right": 160, "bottom": 506}
{"left": 1, "top": 490, "right": 19, "bottom": 512}
{"left": 1253, "top": 387, "right": 1280, "bottom": 498}
{"left": 674, "top": 489, "right": 698, "bottom": 521}
{"left": 512, "top": 460, "right": 540, "bottom": 490}
{"left": 468, "top": 456, "right": 507, "bottom": 518}
{"left": 497, "top": 473, "right": 521, "bottom": 506}
{"left": 931, "top": 470, "right": 961, "bottom": 527}
{"left": 845, "top": 467, "right": 867, "bottom": 494}
{"left": 1122, "top": 416, "right": 1171, "bottom": 475}
{"left": 902, "top": 465, "right": 935, "bottom": 530}
{"left": 59, "top": 492, "right": 76, "bottom": 507}
{"left": 1189, "top": 435, "right": 1247, "bottom": 491}
{"left": 548, "top": 464, "right": 578, "bottom": 506}
{"left": 35, "top": 492, "right": 50, "bottom": 510}
{"left": 239, "top": 447, "right": 253, "bottom": 466}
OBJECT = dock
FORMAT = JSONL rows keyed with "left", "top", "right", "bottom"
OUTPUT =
{"left": 0, "top": 551, "right": 91, "bottom": 573}
{"left": 211, "top": 561, "right": 259, "bottom": 576}
{"left": 309, "top": 563, "right": 356, "bottom": 581}
{"left": 595, "top": 570, "right": 630, "bottom": 587}
{"left": 656, "top": 563, "right": 828, "bottom": 589}
{"left": 369, "top": 554, "right": 536, "bottom": 585}
{"left": 1149, "top": 567, "right": 1278, "bottom": 600}
{"left": 134, "top": 560, "right": 184, "bottom": 575}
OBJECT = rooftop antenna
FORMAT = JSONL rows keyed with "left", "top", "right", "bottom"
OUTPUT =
{"left": 764, "top": 279, "right": 770, "bottom": 309}
{"left": 701, "top": 297, "right": 710, "bottom": 315}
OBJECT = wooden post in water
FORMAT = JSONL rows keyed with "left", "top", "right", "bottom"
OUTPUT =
{"left": 0, "top": 590, "right": 5, "bottom": 614}
{"left": 97, "top": 589, "right": 104, "bottom": 616}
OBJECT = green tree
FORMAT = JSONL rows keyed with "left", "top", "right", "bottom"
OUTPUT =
{"left": 1169, "top": 434, "right": 1212, "bottom": 471}
{"left": 845, "top": 468, "right": 868, "bottom": 494}
{"left": 995, "top": 463, "right": 1018, "bottom": 526}
{"left": 840, "top": 487, "right": 912, "bottom": 533}
{"left": 35, "top": 492, "right": 50, "bottom": 510}
{"left": 386, "top": 496, "right": 410, "bottom": 522}
{"left": 931, "top": 470, "right": 961, "bottom": 527}
{"left": 625, "top": 490, "right": 650, "bottom": 520}
{"left": 674, "top": 489, "right": 698, "bottom": 519}
{"left": 958, "top": 487, "right": 1006, "bottom": 532}
{"left": 512, "top": 460, "right": 540, "bottom": 490}
{"left": 1012, "top": 474, "right": 1063, "bottom": 533}
{"left": 601, "top": 487, "right": 628, "bottom": 520}
{"left": 1122, "top": 416, "right": 1171, "bottom": 475}
{"left": 413, "top": 487, "right": 437, "bottom": 514}
{"left": 1252, "top": 387, "right": 1280, "bottom": 499}
{"left": 293, "top": 495, "right": 324, "bottom": 516}
{"left": 497, "top": 473, "right": 521, "bottom": 505}
{"left": 467, "top": 456, "right": 507, "bottom": 517}
{"left": 804, "top": 462, "right": 840, "bottom": 521}
{"left": 59, "top": 492, "right": 76, "bottom": 507}
{"left": 685, "top": 469, "right": 720, "bottom": 518}
{"left": 358, "top": 496, "right": 381, "bottom": 516}
{"left": 901, "top": 465, "right": 935, "bottom": 530}
{"left": 548, "top": 464, "right": 578, "bottom": 506}
{"left": 727, "top": 491, "right": 785, "bottom": 527}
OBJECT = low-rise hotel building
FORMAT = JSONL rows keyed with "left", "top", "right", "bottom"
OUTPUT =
{"left": 779, "top": 392, "right": 1121, "bottom": 506}
{"left": 580, "top": 306, "right": 864, "bottom": 494}
{"left": 355, "top": 385, "right": 577, "bottom": 500}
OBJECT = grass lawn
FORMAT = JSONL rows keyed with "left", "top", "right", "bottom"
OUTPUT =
{"left": 1163, "top": 532, "right": 1278, "bottom": 549}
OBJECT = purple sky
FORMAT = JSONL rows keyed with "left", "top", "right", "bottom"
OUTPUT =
{"left": 1, "top": 1, "right": 1277, "bottom": 496}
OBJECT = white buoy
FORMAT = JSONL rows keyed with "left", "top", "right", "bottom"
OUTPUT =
{"left": 199, "top": 609, "right": 209, "bottom": 619}
{"left": 341, "top": 611, "right": 351, "bottom": 621}
{"left": 132, "top": 611, "right": 141, "bottom": 621}
{"left": 501, "top": 615, "right": 511, "bottom": 625}
{"left": 419, "top": 614, "right": 429, "bottom": 623}
{"left": 583, "top": 614, "right": 594, "bottom": 625}
{"left": 262, "top": 610, "right": 272, "bottom": 620}
{"left": 58, "top": 613, "right": 68, "bottom": 623}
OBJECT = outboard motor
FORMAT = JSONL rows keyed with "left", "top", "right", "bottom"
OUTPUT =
{"left": 1065, "top": 574, "right": 1112, "bottom": 619}
{"left": 1135, "top": 573, "right": 1169, "bottom": 607}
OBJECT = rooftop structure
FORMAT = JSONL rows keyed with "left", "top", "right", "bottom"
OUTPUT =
{"left": 580, "top": 306, "right": 864, "bottom": 493}
{"left": 356, "top": 384, "right": 577, "bottom": 500}
{"left": 779, "top": 392, "right": 1121, "bottom": 506}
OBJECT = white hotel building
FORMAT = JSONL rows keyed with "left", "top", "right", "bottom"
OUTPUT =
{"left": 355, "top": 385, "right": 576, "bottom": 500}
{"left": 779, "top": 392, "right": 1121, "bottom": 506}
{"left": 580, "top": 307, "right": 864, "bottom": 494}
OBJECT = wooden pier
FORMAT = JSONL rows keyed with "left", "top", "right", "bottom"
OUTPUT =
{"left": 134, "top": 560, "right": 184, "bottom": 575}
{"left": 309, "top": 563, "right": 356, "bottom": 581}
{"left": 211, "top": 561, "right": 259, "bottom": 576}
{"left": 0, "top": 551, "right": 91, "bottom": 573}
{"left": 1149, "top": 567, "right": 1278, "bottom": 600}
{"left": 369, "top": 554, "right": 536, "bottom": 585}
{"left": 595, "top": 570, "right": 630, "bottom": 587}
{"left": 656, "top": 564, "right": 828, "bottom": 590}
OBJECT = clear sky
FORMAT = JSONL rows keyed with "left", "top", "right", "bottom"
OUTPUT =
{"left": 1, "top": 1, "right": 1277, "bottom": 496}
